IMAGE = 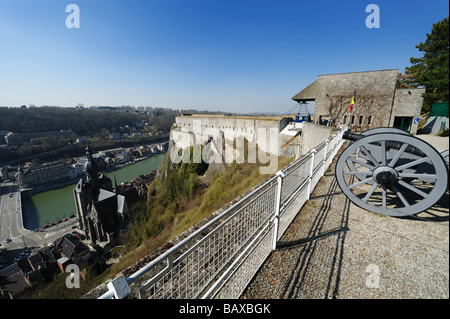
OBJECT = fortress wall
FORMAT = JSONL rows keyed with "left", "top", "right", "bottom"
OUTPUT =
{"left": 174, "top": 116, "right": 295, "bottom": 158}
{"left": 300, "top": 122, "right": 339, "bottom": 156}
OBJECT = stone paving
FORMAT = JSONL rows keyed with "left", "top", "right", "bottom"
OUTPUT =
{"left": 241, "top": 147, "right": 449, "bottom": 299}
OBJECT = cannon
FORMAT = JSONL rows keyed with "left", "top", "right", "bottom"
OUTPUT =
{"left": 335, "top": 127, "right": 448, "bottom": 216}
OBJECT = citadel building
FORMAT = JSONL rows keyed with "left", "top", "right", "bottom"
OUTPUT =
{"left": 291, "top": 69, "right": 425, "bottom": 134}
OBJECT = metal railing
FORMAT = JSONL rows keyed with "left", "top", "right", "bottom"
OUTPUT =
{"left": 99, "top": 127, "right": 346, "bottom": 299}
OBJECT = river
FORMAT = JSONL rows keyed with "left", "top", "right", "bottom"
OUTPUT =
{"left": 21, "top": 154, "right": 164, "bottom": 229}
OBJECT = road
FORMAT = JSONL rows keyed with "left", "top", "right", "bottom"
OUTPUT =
{"left": 0, "top": 191, "right": 79, "bottom": 251}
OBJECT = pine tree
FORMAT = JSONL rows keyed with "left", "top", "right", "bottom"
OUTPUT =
{"left": 409, "top": 17, "right": 449, "bottom": 111}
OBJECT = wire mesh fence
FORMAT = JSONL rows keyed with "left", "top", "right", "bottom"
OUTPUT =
{"left": 99, "top": 127, "right": 346, "bottom": 299}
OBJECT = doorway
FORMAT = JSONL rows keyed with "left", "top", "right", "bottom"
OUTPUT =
{"left": 393, "top": 116, "right": 413, "bottom": 133}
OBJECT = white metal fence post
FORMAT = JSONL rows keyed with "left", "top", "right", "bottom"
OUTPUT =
{"left": 272, "top": 170, "right": 285, "bottom": 250}
{"left": 322, "top": 140, "right": 329, "bottom": 176}
{"left": 307, "top": 149, "right": 316, "bottom": 199}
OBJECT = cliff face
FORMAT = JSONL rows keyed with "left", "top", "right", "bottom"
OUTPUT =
{"left": 154, "top": 137, "right": 230, "bottom": 192}
{"left": 153, "top": 141, "right": 173, "bottom": 189}
{"left": 153, "top": 140, "right": 211, "bottom": 188}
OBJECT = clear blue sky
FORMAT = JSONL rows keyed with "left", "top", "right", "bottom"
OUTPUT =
{"left": 0, "top": 0, "right": 448, "bottom": 113}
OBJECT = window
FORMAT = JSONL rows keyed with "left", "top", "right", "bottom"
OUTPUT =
{"left": 367, "top": 116, "right": 372, "bottom": 125}
{"left": 343, "top": 116, "right": 347, "bottom": 124}
{"left": 359, "top": 116, "right": 363, "bottom": 125}
{"left": 351, "top": 116, "right": 355, "bottom": 125}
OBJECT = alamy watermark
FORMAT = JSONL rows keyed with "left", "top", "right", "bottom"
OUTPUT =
{"left": 170, "top": 119, "right": 279, "bottom": 174}
{"left": 66, "top": 4, "right": 80, "bottom": 29}
{"left": 365, "top": 263, "right": 380, "bottom": 289}
{"left": 365, "top": 4, "right": 380, "bottom": 29}
{"left": 65, "top": 264, "right": 80, "bottom": 289}
{"left": 65, "top": 4, "right": 380, "bottom": 30}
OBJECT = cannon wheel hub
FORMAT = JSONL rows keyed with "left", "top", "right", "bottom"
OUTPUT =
{"left": 373, "top": 166, "right": 398, "bottom": 185}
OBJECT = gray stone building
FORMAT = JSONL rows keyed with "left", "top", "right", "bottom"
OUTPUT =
{"left": 292, "top": 69, "right": 425, "bottom": 134}
{"left": 4, "top": 132, "right": 23, "bottom": 147}
{"left": 15, "top": 163, "right": 71, "bottom": 189}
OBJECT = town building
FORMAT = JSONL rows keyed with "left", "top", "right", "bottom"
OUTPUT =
{"left": 4, "top": 132, "right": 23, "bottom": 147}
{"left": 3, "top": 130, "right": 73, "bottom": 147}
{"left": 0, "top": 234, "right": 93, "bottom": 298}
{"left": 0, "top": 263, "right": 31, "bottom": 298}
{"left": 16, "top": 163, "right": 73, "bottom": 189}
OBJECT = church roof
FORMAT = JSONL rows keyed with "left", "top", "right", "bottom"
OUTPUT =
{"left": 97, "top": 189, "right": 116, "bottom": 202}
{"left": 117, "top": 194, "right": 129, "bottom": 215}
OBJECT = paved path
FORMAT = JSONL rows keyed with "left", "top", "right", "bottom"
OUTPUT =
{"left": 242, "top": 144, "right": 449, "bottom": 299}
{"left": 415, "top": 134, "right": 449, "bottom": 153}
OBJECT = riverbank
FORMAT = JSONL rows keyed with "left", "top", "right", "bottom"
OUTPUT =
{"left": 20, "top": 154, "right": 165, "bottom": 230}
{"left": 21, "top": 152, "right": 166, "bottom": 198}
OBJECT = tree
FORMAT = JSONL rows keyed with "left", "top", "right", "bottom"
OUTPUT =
{"left": 396, "top": 67, "right": 420, "bottom": 88}
{"left": 409, "top": 16, "right": 449, "bottom": 111}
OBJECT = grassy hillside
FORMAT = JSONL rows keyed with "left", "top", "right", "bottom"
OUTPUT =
{"left": 107, "top": 143, "right": 292, "bottom": 278}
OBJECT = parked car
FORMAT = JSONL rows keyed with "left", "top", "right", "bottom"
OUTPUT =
{"left": 5, "top": 238, "right": 12, "bottom": 243}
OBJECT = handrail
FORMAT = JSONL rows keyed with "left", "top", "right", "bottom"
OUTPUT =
{"left": 98, "top": 174, "right": 278, "bottom": 299}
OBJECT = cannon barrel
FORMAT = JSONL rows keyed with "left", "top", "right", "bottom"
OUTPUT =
{"left": 342, "top": 131, "right": 426, "bottom": 157}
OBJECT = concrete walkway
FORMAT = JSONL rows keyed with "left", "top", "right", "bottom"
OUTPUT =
{"left": 242, "top": 144, "right": 449, "bottom": 299}
{"left": 415, "top": 134, "right": 449, "bottom": 153}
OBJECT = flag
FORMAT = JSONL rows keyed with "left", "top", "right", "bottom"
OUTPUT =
{"left": 349, "top": 87, "right": 356, "bottom": 112}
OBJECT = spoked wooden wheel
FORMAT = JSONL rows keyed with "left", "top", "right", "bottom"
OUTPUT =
{"left": 441, "top": 149, "right": 449, "bottom": 168}
{"left": 336, "top": 133, "right": 448, "bottom": 216}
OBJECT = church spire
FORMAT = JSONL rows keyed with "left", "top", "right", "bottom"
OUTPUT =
{"left": 84, "top": 145, "right": 99, "bottom": 183}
